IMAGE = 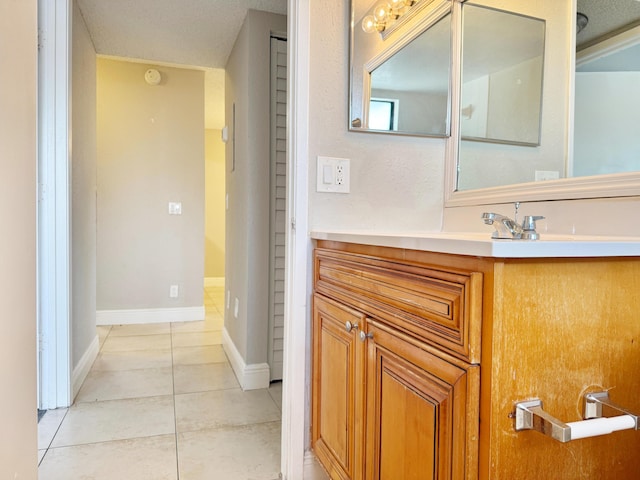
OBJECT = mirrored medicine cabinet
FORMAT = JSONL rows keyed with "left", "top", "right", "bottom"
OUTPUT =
{"left": 349, "top": 0, "right": 640, "bottom": 206}
{"left": 349, "top": 0, "right": 453, "bottom": 137}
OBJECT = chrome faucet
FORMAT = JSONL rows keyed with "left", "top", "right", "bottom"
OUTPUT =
{"left": 481, "top": 211, "right": 545, "bottom": 240}
{"left": 482, "top": 212, "right": 524, "bottom": 239}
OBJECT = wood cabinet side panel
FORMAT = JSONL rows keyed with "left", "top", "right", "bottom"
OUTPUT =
{"left": 486, "top": 258, "right": 640, "bottom": 480}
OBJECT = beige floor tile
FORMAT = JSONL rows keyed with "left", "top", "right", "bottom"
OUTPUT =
{"left": 175, "top": 388, "right": 281, "bottom": 433}
{"left": 51, "top": 395, "right": 175, "bottom": 447}
{"left": 75, "top": 367, "right": 173, "bottom": 403}
{"left": 177, "top": 422, "right": 281, "bottom": 480}
{"left": 171, "top": 330, "right": 222, "bottom": 347}
{"left": 172, "top": 345, "right": 228, "bottom": 366}
{"left": 268, "top": 381, "right": 283, "bottom": 411}
{"left": 38, "top": 435, "right": 178, "bottom": 480}
{"left": 97, "top": 326, "right": 111, "bottom": 348}
{"left": 101, "top": 333, "right": 171, "bottom": 352}
{"left": 173, "top": 362, "right": 239, "bottom": 394}
{"left": 109, "top": 322, "right": 171, "bottom": 337}
{"left": 38, "top": 408, "right": 68, "bottom": 450}
{"left": 92, "top": 348, "right": 172, "bottom": 371}
{"left": 171, "top": 319, "right": 218, "bottom": 334}
{"left": 304, "top": 455, "right": 330, "bottom": 480}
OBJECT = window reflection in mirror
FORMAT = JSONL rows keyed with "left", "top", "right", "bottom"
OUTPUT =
{"left": 367, "top": 16, "right": 451, "bottom": 135}
{"left": 350, "top": 0, "right": 452, "bottom": 137}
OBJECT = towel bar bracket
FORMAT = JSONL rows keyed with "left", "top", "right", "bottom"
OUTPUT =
{"left": 514, "top": 391, "right": 639, "bottom": 443}
{"left": 584, "top": 392, "right": 639, "bottom": 428}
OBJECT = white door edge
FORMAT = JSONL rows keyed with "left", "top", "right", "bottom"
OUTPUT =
{"left": 281, "top": 0, "right": 311, "bottom": 478}
{"left": 37, "top": 0, "right": 72, "bottom": 410}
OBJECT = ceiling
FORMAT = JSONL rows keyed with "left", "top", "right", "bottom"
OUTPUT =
{"left": 77, "top": 0, "right": 287, "bottom": 129}
{"left": 576, "top": 0, "right": 640, "bottom": 48}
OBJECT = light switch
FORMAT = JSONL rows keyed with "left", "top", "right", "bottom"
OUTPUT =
{"left": 316, "top": 156, "right": 350, "bottom": 193}
{"left": 168, "top": 202, "right": 182, "bottom": 215}
{"left": 323, "top": 164, "right": 333, "bottom": 184}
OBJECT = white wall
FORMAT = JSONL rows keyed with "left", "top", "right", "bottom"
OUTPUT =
{"left": 96, "top": 59, "right": 205, "bottom": 314}
{"left": 309, "top": 0, "right": 446, "bottom": 233}
{"left": 205, "top": 128, "right": 226, "bottom": 278}
{"left": 72, "top": 0, "right": 98, "bottom": 377}
{"left": 0, "top": 0, "right": 37, "bottom": 476}
{"left": 225, "top": 10, "right": 287, "bottom": 368}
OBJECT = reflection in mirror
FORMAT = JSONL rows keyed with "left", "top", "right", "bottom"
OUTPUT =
{"left": 460, "top": 5, "right": 545, "bottom": 145}
{"left": 368, "top": 17, "right": 451, "bottom": 135}
{"left": 350, "top": 0, "right": 452, "bottom": 136}
{"left": 457, "top": 4, "right": 546, "bottom": 191}
{"left": 452, "top": 0, "right": 640, "bottom": 201}
{"left": 573, "top": 3, "right": 640, "bottom": 177}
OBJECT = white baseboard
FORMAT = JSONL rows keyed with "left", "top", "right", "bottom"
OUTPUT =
{"left": 222, "top": 327, "right": 270, "bottom": 390}
{"left": 72, "top": 334, "right": 99, "bottom": 401}
{"left": 96, "top": 306, "right": 205, "bottom": 325}
{"left": 204, "top": 277, "right": 225, "bottom": 287}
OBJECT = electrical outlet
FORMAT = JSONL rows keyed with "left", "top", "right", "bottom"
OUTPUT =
{"left": 317, "top": 156, "right": 350, "bottom": 193}
{"left": 169, "top": 285, "right": 179, "bottom": 298}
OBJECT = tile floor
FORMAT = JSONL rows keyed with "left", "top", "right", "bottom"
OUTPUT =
{"left": 37, "top": 285, "right": 328, "bottom": 480}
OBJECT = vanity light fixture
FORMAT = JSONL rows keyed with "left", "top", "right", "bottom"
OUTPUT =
{"left": 362, "top": 0, "right": 417, "bottom": 34}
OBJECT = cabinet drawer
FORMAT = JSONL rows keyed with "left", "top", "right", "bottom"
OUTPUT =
{"left": 314, "top": 248, "right": 483, "bottom": 363}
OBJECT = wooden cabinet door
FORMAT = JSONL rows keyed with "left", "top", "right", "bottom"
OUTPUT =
{"left": 364, "top": 319, "right": 479, "bottom": 480}
{"left": 312, "top": 294, "right": 367, "bottom": 480}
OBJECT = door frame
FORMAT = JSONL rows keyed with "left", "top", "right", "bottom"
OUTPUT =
{"left": 281, "top": 0, "right": 311, "bottom": 478}
{"left": 38, "top": 1, "right": 312, "bottom": 478}
{"left": 37, "top": 0, "right": 72, "bottom": 410}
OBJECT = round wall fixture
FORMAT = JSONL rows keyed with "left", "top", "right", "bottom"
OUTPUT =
{"left": 144, "top": 68, "right": 162, "bottom": 86}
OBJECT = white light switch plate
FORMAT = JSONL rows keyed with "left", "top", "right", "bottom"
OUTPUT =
{"left": 317, "top": 156, "right": 350, "bottom": 193}
{"left": 168, "top": 202, "right": 182, "bottom": 215}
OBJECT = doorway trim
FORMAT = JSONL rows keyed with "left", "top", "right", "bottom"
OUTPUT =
{"left": 37, "top": 0, "right": 72, "bottom": 410}
{"left": 39, "top": 1, "right": 310, "bottom": 476}
{"left": 281, "top": 0, "right": 310, "bottom": 478}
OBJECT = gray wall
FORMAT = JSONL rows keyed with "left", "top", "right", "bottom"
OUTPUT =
{"left": 0, "top": 0, "right": 37, "bottom": 476}
{"left": 225, "top": 10, "right": 287, "bottom": 365}
{"left": 96, "top": 59, "right": 205, "bottom": 310}
{"left": 72, "top": 0, "right": 98, "bottom": 371}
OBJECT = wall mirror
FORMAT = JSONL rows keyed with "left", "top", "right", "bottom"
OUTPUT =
{"left": 449, "top": 0, "right": 640, "bottom": 204}
{"left": 349, "top": 0, "right": 453, "bottom": 136}
{"left": 460, "top": 5, "right": 545, "bottom": 146}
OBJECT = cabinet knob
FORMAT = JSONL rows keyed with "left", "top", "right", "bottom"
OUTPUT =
{"left": 345, "top": 321, "right": 358, "bottom": 333}
{"left": 359, "top": 330, "right": 373, "bottom": 342}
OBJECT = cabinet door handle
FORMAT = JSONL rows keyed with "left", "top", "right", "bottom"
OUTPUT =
{"left": 345, "top": 321, "right": 358, "bottom": 333}
{"left": 359, "top": 330, "right": 373, "bottom": 342}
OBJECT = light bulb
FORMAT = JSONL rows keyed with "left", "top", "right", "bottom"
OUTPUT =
{"left": 373, "top": 2, "right": 391, "bottom": 22}
{"left": 362, "top": 15, "right": 378, "bottom": 33}
{"left": 389, "top": 0, "right": 403, "bottom": 12}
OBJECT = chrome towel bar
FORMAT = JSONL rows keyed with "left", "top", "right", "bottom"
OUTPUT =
{"left": 514, "top": 391, "right": 638, "bottom": 442}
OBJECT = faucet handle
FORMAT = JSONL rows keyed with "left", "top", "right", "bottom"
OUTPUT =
{"left": 522, "top": 215, "right": 545, "bottom": 231}
{"left": 521, "top": 215, "right": 545, "bottom": 240}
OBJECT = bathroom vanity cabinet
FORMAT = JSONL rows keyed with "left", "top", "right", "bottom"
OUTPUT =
{"left": 311, "top": 240, "right": 640, "bottom": 480}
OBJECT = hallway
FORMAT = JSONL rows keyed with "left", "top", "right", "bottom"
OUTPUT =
{"left": 37, "top": 285, "right": 282, "bottom": 479}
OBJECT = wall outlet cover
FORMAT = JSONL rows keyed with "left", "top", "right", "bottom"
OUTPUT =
{"left": 316, "top": 156, "right": 350, "bottom": 193}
